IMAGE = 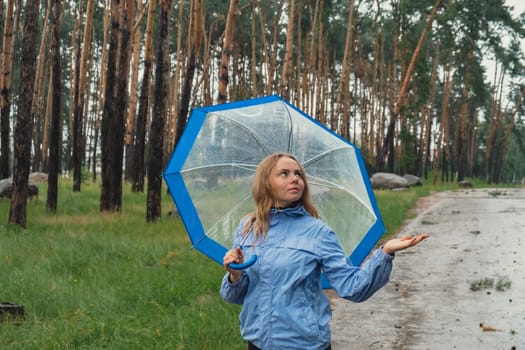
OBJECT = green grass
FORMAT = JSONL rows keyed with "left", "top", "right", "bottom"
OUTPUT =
{"left": 0, "top": 179, "right": 241, "bottom": 350}
{"left": 375, "top": 184, "right": 436, "bottom": 236}
{"left": 0, "top": 177, "right": 520, "bottom": 349}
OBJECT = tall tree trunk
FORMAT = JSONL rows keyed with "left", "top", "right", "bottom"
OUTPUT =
{"left": 72, "top": 0, "right": 95, "bottom": 192}
{"left": 497, "top": 86, "right": 525, "bottom": 182}
{"left": 101, "top": 0, "right": 132, "bottom": 211}
{"left": 67, "top": 8, "right": 81, "bottom": 172}
{"left": 146, "top": 0, "right": 173, "bottom": 222}
{"left": 46, "top": 0, "right": 62, "bottom": 211}
{"left": 111, "top": 0, "right": 133, "bottom": 209}
{"left": 267, "top": 0, "right": 284, "bottom": 96}
{"left": 467, "top": 109, "right": 478, "bottom": 177}
{"left": 485, "top": 64, "right": 505, "bottom": 182}
{"left": 81, "top": 49, "right": 94, "bottom": 175}
{"left": 230, "top": 47, "right": 239, "bottom": 100}
{"left": 376, "top": 0, "right": 398, "bottom": 171}
{"left": 100, "top": 0, "right": 121, "bottom": 211}
{"left": 379, "top": 0, "right": 442, "bottom": 172}
{"left": 72, "top": 0, "right": 95, "bottom": 191}
{"left": 84, "top": 64, "right": 97, "bottom": 176}
{"left": 8, "top": 0, "right": 40, "bottom": 227}
{"left": 367, "top": 0, "right": 380, "bottom": 157}
{"left": 198, "top": 20, "right": 212, "bottom": 105}
{"left": 422, "top": 41, "right": 439, "bottom": 178}
{"left": 31, "top": 0, "right": 51, "bottom": 173}
{"left": 293, "top": 2, "right": 302, "bottom": 108}
{"left": 250, "top": 1, "right": 258, "bottom": 97}
{"left": 92, "top": 2, "right": 110, "bottom": 182}
{"left": 455, "top": 82, "right": 470, "bottom": 182}
{"left": 131, "top": 0, "right": 156, "bottom": 192}
{"left": 280, "top": 0, "right": 295, "bottom": 101}
{"left": 124, "top": 0, "right": 143, "bottom": 181}
{"left": 166, "top": 0, "right": 184, "bottom": 155}
{"left": 335, "top": 0, "right": 355, "bottom": 138}
{"left": 0, "top": 0, "right": 17, "bottom": 179}
{"left": 374, "top": 29, "right": 387, "bottom": 171}
{"left": 42, "top": 73, "right": 53, "bottom": 171}
{"left": 315, "top": 12, "right": 325, "bottom": 122}
{"left": 175, "top": 0, "right": 202, "bottom": 147}
{"left": 433, "top": 66, "right": 449, "bottom": 185}
{"left": 218, "top": 0, "right": 238, "bottom": 104}
{"left": 255, "top": 0, "right": 271, "bottom": 96}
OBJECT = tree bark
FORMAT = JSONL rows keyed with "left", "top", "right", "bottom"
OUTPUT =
{"left": 124, "top": 0, "right": 143, "bottom": 181}
{"left": 485, "top": 63, "right": 505, "bottom": 182}
{"left": 455, "top": 78, "right": 470, "bottom": 182}
{"left": 131, "top": 0, "right": 156, "bottom": 192}
{"left": 250, "top": 1, "right": 258, "bottom": 97}
{"left": 497, "top": 86, "right": 525, "bottom": 182}
{"left": 166, "top": 0, "right": 184, "bottom": 156}
{"left": 147, "top": 0, "right": 173, "bottom": 222}
{"left": 46, "top": 0, "right": 62, "bottom": 211}
{"left": 315, "top": 14, "right": 325, "bottom": 123}
{"left": 100, "top": 0, "right": 121, "bottom": 211}
{"left": 175, "top": 0, "right": 202, "bottom": 147}
{"left": 422, "top": 41, "right": 439, "bottom": 178}
{"left": 368, "top": 0, "right": 380, "bottom": 160}
{"left": 280, "top": 0, "right": 295, "bottom": 101}
{"left": 335, "top": 0, "right": 355, "bottom": 137}
{"left": 72, "top": 0, "right": 95, "bottom": 191}
{"left": 218, "top": 0, "right": 238, "bottom": 104}
{"left": 92, "top": 2, "right": 110, "bottom": 182}
{"left": 267, "top": 0, "right": 284, "bottom": 96}
{"left": 111, "top": 0, "right": 133, "bottom": 209}
{"left": 255, "top": 0, "right": 271, "bottom": 97}
{"left": 31, "top": 0, "right": 51, "bottom": 173}
{"left": 0, "top": 0, "right": 17, "bottom": 179}
{"left": 67, "top": 8, "right": 81, "bottom": 172}
{"left": 9, "top": 0, "right": 40, "bottom": 227}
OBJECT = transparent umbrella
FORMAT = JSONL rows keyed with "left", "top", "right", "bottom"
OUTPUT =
{"left": 163, "top": 95, "right": 385, "bottom": 287}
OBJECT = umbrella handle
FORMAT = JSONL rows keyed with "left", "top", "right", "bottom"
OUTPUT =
{"left": 229, "top": 254, "right": 258, "bottom": 270}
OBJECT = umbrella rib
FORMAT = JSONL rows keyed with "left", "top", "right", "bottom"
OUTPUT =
{"left": 181, "top": 163, "right": 257, "bottom": 173}
{"left": 302, "top": 146, "right": 374, "bottom": 209}
{"left": 284, "top": 105, "right": 294, "bottom": 152}
{"left": 308, "top": 176, "right": 346, "bottom": 190}
{"left": 210, "top": 112, "right": 272, "bottom": 155}
{"left": 302, "top": 145, "right": 352, "bottom": 167}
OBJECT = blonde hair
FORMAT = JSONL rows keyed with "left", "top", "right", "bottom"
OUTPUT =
{"left": 242, "top": 153, "right": 319, "bottom": 242}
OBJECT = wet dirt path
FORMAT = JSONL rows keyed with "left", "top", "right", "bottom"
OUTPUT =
{"left": 330, "top": 188, "right": 525, "bottom": 350}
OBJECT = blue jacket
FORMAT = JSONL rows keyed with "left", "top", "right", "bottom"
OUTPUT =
{"left": 220, "top": 205, "right": 393, "bottom": 350}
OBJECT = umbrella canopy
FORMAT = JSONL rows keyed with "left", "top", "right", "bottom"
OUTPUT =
{"left": 163, "top": 95, "right": 385, "bottom": 287}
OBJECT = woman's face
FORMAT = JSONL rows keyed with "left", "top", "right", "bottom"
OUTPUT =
{"left": 269, "top": 156, "right": 305, "bottom": 208}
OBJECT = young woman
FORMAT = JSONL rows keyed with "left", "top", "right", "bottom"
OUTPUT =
{"left": 220, "top": 152, "right": 428, "bottom": 350}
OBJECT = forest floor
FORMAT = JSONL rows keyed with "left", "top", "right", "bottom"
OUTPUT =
{"left": 329, "top": 187, "right": 525, "bottom": 350}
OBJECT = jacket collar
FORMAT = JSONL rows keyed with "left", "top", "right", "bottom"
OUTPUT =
{"left": 269, "top": 203, "right": 308, "bottom": 217}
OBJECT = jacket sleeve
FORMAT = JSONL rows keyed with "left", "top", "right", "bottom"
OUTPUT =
{"left": 321, "top": 229, "right": 394, "bottom": 302}
{"left": 220, "top": 271, "right": 249, "bottom": 305}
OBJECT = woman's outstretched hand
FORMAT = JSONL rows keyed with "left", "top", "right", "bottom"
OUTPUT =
{"left": 382, "top": 234, "right": 429, "bottom": 255}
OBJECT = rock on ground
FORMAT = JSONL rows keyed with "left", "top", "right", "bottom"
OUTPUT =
{"left": 370, "top": 173, "right": 409, "bottom": 190}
